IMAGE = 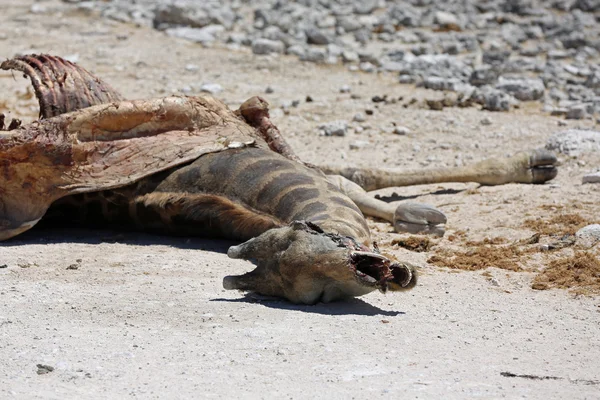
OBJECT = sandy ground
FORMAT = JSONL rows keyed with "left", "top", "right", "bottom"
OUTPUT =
{"left": 1, "top": 1, "right": 600, "bottom": 399}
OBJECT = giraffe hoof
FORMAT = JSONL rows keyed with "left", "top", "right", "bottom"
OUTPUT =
{"left": 393, "top": 203, "right": 446, "bottom": 237}
{"left": 529, "top": 149, "right": 558, "bottom": 184}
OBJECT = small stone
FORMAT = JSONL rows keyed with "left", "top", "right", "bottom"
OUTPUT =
{"left": 353, "top": 113, "right": 366, "bottom": 122}
{"left": 199, "top": 83, "right": 223, "bottom": 94}
{"left": 305, "top": 28, "right": 330, "bottom": 45}
{"left": 393, "top": 126, "right": 410, "bottom": 135}
{"left": 423, "top": 77, "right": 462, "bottom": 91}
{"left": 301, "top": 47, "right": 327, "bottom": 63}
{"left": 0, "top": 264, "right": 7, "bottom": 269}
{"left": 480, "top": 117, "right": 493, "bottom": 126}
{"left": 583, "top": 172, "right": 600, "bottom": 184}
{"left": 339, "top": 85, "right": 351, "bottom": 93}
{"left": 470, "top": 67, "right": 499, "bottom": 87}
{"left": 477, "top": 88, "right": 514, "bottom": 112}
{"left": 359, "top": 62, "right": 376, "bottom": 73}
{"left": 545, "top": 129, "right": 600, "bottom": 156}
{"left": 349, "top": 140, "right": 369, "bottom": 150}
{"left": 398, "top": 74, "right": 415, "bottom": 84}
{"left": 286, "top": 45, "right": 306, "bottom": 58}
{"left": 566, "top": 104, "right": 589, "bottom": 120}
{"left": 36, "top": 364, "right": 54, "bottom": 375}
{"left": 265, "top": 86, "right": 274, "bottom": 94}
{"left": 433, "top": 11, "right": 460, "bottom": 29}
{"left": 185, "top": 64, "right": 199, "bottom": 72}
{"left": 495, "top": 78, "right": 545, "bottom": 101}
{"left": 251, "top": 38, "right": 285, "bottom": 55}
{"left": 319, "top": 121, "right": 348, "bottom": 137}
{"left": 166, "top": 26, "right": 223, "bottom": 45}
{"left": 341, "top": 50, "right": 359, "bottom": 63}
{"left": 576, "top": 224, "right": 600, "bottom": 248}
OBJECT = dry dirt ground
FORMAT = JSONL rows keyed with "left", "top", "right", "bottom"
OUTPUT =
{"left": 1, "top": 1, "right": 600, "bottom": 399}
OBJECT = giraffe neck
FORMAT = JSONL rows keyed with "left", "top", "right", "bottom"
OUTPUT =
{"left": 154, "top": 147, "right": 371, "bottom": 243}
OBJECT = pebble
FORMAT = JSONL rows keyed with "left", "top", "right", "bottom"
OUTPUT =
{"left": 339, "top": 85, "right": 351, "bottom": 93}
{"left": 353, "top": 113, "right": 366, "bottom": 122}
{"left": 495, "top": 77, "right": 545, "bottom": 101}
{"left": 251, "top": 38, "right": 285, "bottom": 55}
{"left": 60, "top": 0, "right": 600, "bottom": 115}
{"left": 166, "top": 25, "right": 223, "bottom": 45}
{"left": 393, "top": 126, "right": 411, "bottom": 135}
{"left": 480, "top": 117, "right": 493, "bottom": 126}
{"left": 349, "top": 140, "right": 369, "bottom": 150}
{"left": 545, "top": 129, "right": 600, "bottom": 156}
{"left": 566, "top": 104, "right": 590, "bottom": 120}
{"left": 199, "top": 83, "right": 223, "bottom": 94}
{"left": 576, "top": 224, "right": 600, "bottom": 248}
{"left": 301, "top": 47, "right": 327, "bottom": 63}
{"left": 318, "top": 121, "right": 348, "bottom": 137}
{"left": 582, "top": 171, "right": 600, "bottom": 184}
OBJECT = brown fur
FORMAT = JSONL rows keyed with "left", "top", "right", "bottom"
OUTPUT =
{"left": 136, "top": 191, "right": 283, "bottom": 240}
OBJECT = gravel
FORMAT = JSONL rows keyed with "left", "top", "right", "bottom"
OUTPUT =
{"left": 62, "top": 0, "right": 600, "bottom": 115}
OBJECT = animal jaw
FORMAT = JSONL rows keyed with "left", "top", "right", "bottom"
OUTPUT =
{"left": 224, "top": 221, "right": 417, "bottom": 304}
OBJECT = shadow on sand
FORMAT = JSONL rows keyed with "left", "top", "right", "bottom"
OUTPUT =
{"left": 211, "top": 294, "right": 405, "bottom": 317}
{"left": 0, "top": 226, "right": 235, "bottom": 253}
{"left": 375, "top": 187, "right": 466, "bottom": 202}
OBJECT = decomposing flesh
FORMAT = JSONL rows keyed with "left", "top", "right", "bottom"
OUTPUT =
{"left": 0, "top": 55, "right": 558, "bottom": 304}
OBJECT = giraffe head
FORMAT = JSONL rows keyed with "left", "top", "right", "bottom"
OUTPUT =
{"left": 223, "top": 221, "right": 417, "bottom": 304}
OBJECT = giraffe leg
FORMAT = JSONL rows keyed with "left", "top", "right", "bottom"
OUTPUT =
{"left": 327, "top": 175, "right": 447, "bottom": 236}
{"left": 319, "top": 149, "right": 558, "bottom": 191}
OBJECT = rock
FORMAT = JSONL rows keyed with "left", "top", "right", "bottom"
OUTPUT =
{"left": 480, "top": 117, "right": 493, "bottom": 125}
{"left": 36, "top": 364, "right": 54, "bottom": 375}
{"left": 576, "top": 224, "right": 600, "bottom": 248}
{"left": 340, "top": 85, "right": 351, "bottom": 93}
{"left": 393, "top": 126, "right": 411, "bottom": 135}
{"left": 319, "top": 121, "right": 348, "bottom": 136}
{"left": 251, "top": 38, "right": 285, "bottom": 55}
{"left": 482, "top": 51, "right": 511, "bottom": 65}
{"left": 166, "top": 25, "right": 224, "bottom": 45}
{"left": 301, "top": 47, "right": 327, "bottom": 63}
{"left": 582, "top": 171, "right": 600, "bottom": 183}
{"left": 286, "top": 45, "right": 306, "bottom": 58}
{"left": 398, "top": 74, "right": 415, "bottom": 84}
{"left": 433, "top": 11, "right": 460, "bottom": 29}
{"left": 185, "top": 64, "right": 199, "bottom": 72}
{"left": 305, "top": 28, "right": 330, "bottom": 45}
{"left": 354, "top": 29, "right": 371, "bottom": 44}
{"left": 341, "top": 50, "right": 359, "bottom": 63}
{"left": 397, "top": 54, "right": 473, "bottom": 81}
{"left": 349, "top": 140, "right": 370, "bottom": 149}
{"left": 545, "top": 129, "right": 600, "bottom": 155}
{"left": 353, "top": 113, "right": 366, "bottom": 122}
{"left": 200, "top": 83, "right": 223, "bottom": 94}
{"left": 423, "top": 77, "right": 462, "bottom": 91}
{"left": 475, "top": 87, "right": 515, "bottom": 112}
{"left": 359, "top": 62, "right": 376, "bottom": 73}
{"left": 154, "top": 4, "right": 211, "bottom": 28}
{"left": 566, "top": 104, "right": 590, "bottom": 120}
{"left": 495, "top": 77, "right": 545, "bottom": 101}
{"left": 354, "top": 0, "right": 378, "bottom": 15}
{"left": 337, "top": 17, "right": 362, "bottom": 33}
{"left": 470, "top": 67, "right": 499, "bottom": 87}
